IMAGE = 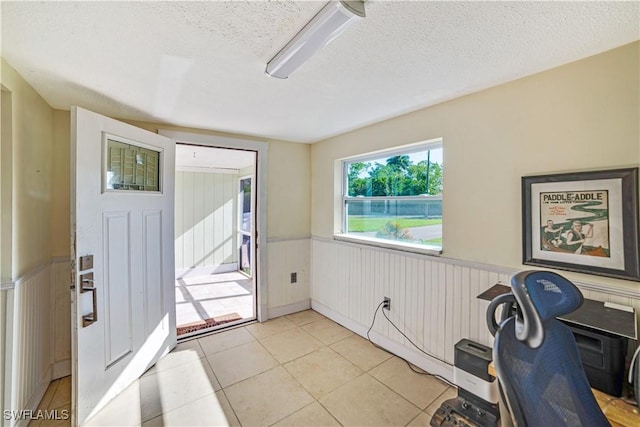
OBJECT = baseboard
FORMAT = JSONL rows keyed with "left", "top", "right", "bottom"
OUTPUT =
{"left": 52, "top": 359, "right": 71, "bottom": 380}
{"left": 175, "top": 263, "right": 239, "bottom": 279}
{"left": 268, "top": 300, "right": 311, "bottom": 319}
{"left": 311, "top": 300, "right": 454, "bottom": 383}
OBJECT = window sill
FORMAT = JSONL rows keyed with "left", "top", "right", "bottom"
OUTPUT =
{"left": 333, "top": 234, "right": 443, "bottom": 257}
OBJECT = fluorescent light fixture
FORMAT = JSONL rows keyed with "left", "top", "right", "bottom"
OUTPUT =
{"left": 265, "top": 0, "right": 365, "bottom": 79}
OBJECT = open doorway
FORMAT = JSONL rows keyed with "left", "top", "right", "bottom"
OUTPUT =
{"left": 174, "top": 144, "right": 257, "bottom": 338}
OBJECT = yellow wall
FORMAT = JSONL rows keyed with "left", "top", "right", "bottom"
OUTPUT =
{"left": 1, "top": 60, "right": 54, "bottom": 277}
{"left": 51, "top": 110, "right": 70, "bottom": 258}
{"left": 266, "top": 140, "right": 310, "bottom": 239}
{"left": 49, "top": 114, "right": 311, "bottom": 247}
{"left": 48, "top": 114, "right": 311, "bottom": 317}
{"left": 1, "top": 88, "right": 13, "bottom": 282}
{"left": 311, "top": 42, "right": 640, "bottom": 291}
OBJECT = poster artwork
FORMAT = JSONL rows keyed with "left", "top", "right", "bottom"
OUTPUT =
{"left": 540, "top": 190, "right": 610, "bottom": 257}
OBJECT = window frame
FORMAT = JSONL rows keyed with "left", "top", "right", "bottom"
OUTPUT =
{"left": 338, "top": 138, "right": 443, "bottom": 256}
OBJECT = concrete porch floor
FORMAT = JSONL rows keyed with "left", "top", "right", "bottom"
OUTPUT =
{"left": 175, "top": 271, "right": 255, "bottom": 333}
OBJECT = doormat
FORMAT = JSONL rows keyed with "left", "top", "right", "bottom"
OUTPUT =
{"left": 177, "top": 312, "right": 243, "bottom": 336}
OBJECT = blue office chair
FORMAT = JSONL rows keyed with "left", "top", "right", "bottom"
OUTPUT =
{"left": 486, "top": 270, "right": 610, "bottom": 426}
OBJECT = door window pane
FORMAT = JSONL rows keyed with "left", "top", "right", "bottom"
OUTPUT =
{"left": 106, "top": 139, "right": 160, "bottom": 191}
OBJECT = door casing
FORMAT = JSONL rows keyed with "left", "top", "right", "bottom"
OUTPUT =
{"left": 160, "top": 130, "right": 269, "bottom": 322}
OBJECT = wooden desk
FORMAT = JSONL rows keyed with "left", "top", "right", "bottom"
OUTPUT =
{"left": 487, "top": 363, "right": 640, "bottom": 426}
{"left": 592, "top": 389, "right": 640, "bottom": 427}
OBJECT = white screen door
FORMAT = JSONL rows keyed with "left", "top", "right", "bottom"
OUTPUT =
{"left": 71, "top": 107, "right": 176, "bottom": 425}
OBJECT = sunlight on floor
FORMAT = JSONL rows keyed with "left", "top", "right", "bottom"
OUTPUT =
{"left": 35, "top": 310, "right": 456, "bottom": 426}
{"left": 175, "top": 272, "right": 254, "bottom": 331}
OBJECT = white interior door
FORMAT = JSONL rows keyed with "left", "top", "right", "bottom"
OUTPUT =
{"left": 71, "top": 107, "right": 176, "bottom": 425}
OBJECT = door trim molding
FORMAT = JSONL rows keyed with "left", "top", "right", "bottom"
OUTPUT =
{"left": 159, "top": 130, "right": 269, "bottom": 321}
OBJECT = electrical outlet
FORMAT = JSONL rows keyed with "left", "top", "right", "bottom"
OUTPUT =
{"left": 290, "top": 272, "right": 297, "bottom": 284}
{"left": 383, "top": 297, "right": 391, "bottom": 311}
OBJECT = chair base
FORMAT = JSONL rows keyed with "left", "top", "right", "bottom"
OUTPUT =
{"left": 430, "top": 396, "right": 500, "bottom": 427}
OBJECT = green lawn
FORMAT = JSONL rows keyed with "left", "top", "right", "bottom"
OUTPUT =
{"left": 422, "top": 238, "right": 442, "bottom": 246}
{"left": 348, "top": 216, "right": 442, "bottom": 232}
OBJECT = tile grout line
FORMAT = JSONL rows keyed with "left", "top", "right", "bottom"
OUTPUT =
{"left": 314, "top": 398, "right": 345, "bottom": 427}
{"left": 217, "top": 388, "right": 242, "bottom": 427}
{"left": 365, "top": 370, "right": 424, "bottom": 413}
{"left": 214, "top": 316, "right": 348, "bottom": 426}
{"left": 37, "top": 379, "right": 61, "bottom": 411}
{"left": 257, "top": 325, "right": 343, "bottom": 427}
{"left": 263, "top": 319, "right": 389, "bottom": 426}
{"left": 81, "top": 310, "right": 453, "bottom": 426}
{"left": 368, "top": 357, "right": 453, "bottom": 412}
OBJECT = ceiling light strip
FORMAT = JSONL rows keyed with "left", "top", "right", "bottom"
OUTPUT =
{"left": 265, "top": 1, "right": 365, "bottom": 79}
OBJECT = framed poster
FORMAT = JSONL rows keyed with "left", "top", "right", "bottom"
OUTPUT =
{"left": 522, "top": 168, "right": 640, "bottom": 281}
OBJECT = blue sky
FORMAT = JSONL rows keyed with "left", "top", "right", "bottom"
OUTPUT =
{"left": 408, "top": 147, "right": 443, "bottom": 165}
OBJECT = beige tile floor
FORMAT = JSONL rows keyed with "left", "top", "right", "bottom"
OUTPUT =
{"left": 29, "top": 376, "right": 72, "bottom": 427}
{"left": 176, "top": 272, "right": 255, "bottom": 330}
{"left": 35, "top": 310, "right": 457, "bottom": 426}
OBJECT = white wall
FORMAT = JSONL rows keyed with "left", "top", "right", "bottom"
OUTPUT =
{"left": 175, "top": 171, "right": 238, "bottom": 275}
{"left": 310, "top": 42, "right": 640, "bottom": 375}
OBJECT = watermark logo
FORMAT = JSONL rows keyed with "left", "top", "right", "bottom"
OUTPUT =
{"left": 3, "top": 409, "right": 70, "bottom": 421}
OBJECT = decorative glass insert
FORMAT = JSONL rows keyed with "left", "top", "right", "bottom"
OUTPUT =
{"left": 106, "top": 139, "right": 160, "bottom": 191}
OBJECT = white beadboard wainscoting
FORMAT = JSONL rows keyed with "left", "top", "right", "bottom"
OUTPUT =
{"left": 310, "top": 237, "right": 640, "bottom": 382}
{"left": 1, "top": 258, "right": 71, "bottom": 427}
{"left": 266, "top": 237, "right": 311, "bottom": 319}
{"left": 51, "top": 259, "right": 72, "bottom": 377}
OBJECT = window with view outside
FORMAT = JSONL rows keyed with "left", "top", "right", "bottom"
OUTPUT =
{"left": 343, "top": 143, "right": 443, "bottom": 250}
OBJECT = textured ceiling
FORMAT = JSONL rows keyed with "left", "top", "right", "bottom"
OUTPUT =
{"left": 2, "top": 1, "right": 638, "bottom": 143}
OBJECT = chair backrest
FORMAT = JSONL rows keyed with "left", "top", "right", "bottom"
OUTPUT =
{"left": 489, "top": 270, "right": 610, "bottom": 427}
